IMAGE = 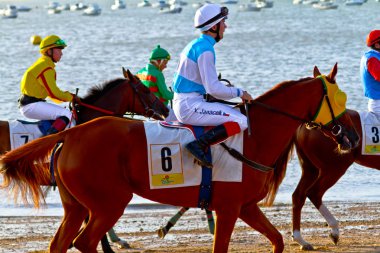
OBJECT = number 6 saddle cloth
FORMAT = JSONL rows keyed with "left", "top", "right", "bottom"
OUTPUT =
{"left": 144, "top": 121, "right": 243, "bottom": 189}
{"left": 360, "top": 111, "right": 380, "bottom": 155}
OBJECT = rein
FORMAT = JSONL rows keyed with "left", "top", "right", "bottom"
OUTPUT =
{"left": 73, "top": 79, "right": 162, "bottom": 120}
{"left": 76, "top": 101, "right": 116, "bottom": 115}
{"left": 215, "top": 75, "right": 345, "bottom": 172}
{"left": 207, "top": 76, "right": 342, "bottom": 134}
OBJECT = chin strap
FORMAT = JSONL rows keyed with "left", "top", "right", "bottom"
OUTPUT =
{"left": 209, "top": 23, "right": 221, "bottom": 42}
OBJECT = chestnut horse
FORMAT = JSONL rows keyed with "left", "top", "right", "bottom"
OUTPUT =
{"left": 0, "top": 68, "right": 168, "bottom": 252}
{"left": 0, "top": 64, "right": 359, "bottom": 253}
{"left": 275, "top": 109, "right": 377, "bottom": 250}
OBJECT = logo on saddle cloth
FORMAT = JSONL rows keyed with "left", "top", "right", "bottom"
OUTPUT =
{"left": 313, "top": 75, "right": 347, "bottom": 125}
{"left": 143, "top": 121, "right": 243, "bottom": 189}
{"left": 360, "top": 111, "right": 380, "bottom": 155}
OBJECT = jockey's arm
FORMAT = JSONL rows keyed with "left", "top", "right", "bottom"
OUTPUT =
{"left": 156, "top": 73, "right": 174, "bottom": 101}
{"left": 367, "top": 57, "right": 380, "bottom": 81}
{"left": 198, "top": 51, "right": 243, "bottom": 100}
{"left": 40, "top": 68, "right": 73, "bottom": 102}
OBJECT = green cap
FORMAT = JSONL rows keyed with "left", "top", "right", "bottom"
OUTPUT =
{"left": 150, "top": 45, "right": 170, "bottom": 61}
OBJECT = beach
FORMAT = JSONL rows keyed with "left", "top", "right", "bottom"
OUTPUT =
{"left": 0, "top": 201, "right": 379, "bottom": 253}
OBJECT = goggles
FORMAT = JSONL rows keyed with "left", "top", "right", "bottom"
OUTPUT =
{"left": 55, "top": 39, "right": 66, "bottom": 46}
{"left": 195, "top": 6, "right": 228, "bottom": 29}
{"left": 371, "top": 38, "right": 380, "bottom": 47}
{"left": 41, "top": 39, "right": 66, "bottom": 49}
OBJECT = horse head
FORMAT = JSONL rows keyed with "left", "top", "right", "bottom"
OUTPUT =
{"left": 122, "top": 67, "right": 169, "bottom": 120}
{"left": 311, "top": 63, "right": 359, "bottom": 152}
{"left": 74, "top": 68, "right": 169, "bottom": 123}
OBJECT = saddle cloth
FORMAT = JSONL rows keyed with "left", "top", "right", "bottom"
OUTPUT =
{"left": 359, "top": 111, "right": 380, "bottom": 155}
{"left": 9, "top": 120, "right": 45, "bottom": 150}
{"left": 143, "top": 121, "right": 243, "bottom": 189}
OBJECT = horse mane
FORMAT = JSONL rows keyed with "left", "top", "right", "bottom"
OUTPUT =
{"left": 81, "top": 78, "right": 126, "bottom": 104}
{"left": 256, "top": 77, "right": 314, "bottom": 101}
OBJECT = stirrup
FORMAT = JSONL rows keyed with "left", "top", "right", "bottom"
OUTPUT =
{"left": 186, "top": 142, "right": 212, "bottom": 168}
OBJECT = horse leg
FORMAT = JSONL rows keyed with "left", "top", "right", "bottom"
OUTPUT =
{"left": 49, "top": 174, "right": 88, "bottom": 253}
{"left": 73, "top": 194, "right": 132, "bottom": 253}
{"left": 306, "top": 167, "right": 348, "bottom": 246}
{"left": 291, "top": 150, "right": 319, "bottom": 250}
{"left": 107, "top": 227, "right": 131, "bottom": 249}
{"left": 240, "top": 203, "right": 284, "bottom": 253}
{"left": 213, "top": 208, "right": 239, "bottom": 253}
{"left": 158, "top": 207, "right": 189, "bottom": 238}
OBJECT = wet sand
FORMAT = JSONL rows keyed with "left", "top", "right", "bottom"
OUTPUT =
{"left": 0, "top": 201, "right": 379, "bottom": 253}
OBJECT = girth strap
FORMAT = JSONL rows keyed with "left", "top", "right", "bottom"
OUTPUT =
{"left": 219, "top": 142, "right": 273, "bottom": 172}
{"left": 49, "top": 142, "right": 63, "bottom": 188}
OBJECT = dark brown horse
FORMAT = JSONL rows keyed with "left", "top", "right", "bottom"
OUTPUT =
{"left": 0, "top": 68, "right": 168, "bottom": 155}
{"left": 0, "top": 68, "right": 168, "bottom": 252}
{"left": 276, "top": 109, "right": 377, "bottom": 250}
{"left": 0, "top": 64, "right": 359, "bottom": 253}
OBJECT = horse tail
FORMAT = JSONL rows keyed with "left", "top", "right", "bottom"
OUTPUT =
{"left": 262, "top": 138, "right": 295, "bottom": 206}
{"left": 0, "top": 132, "right": 66, "bottom": 208}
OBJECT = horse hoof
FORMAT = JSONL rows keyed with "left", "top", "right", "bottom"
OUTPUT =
{"left": 300, "top": 244, "right": 314, "bottom": 251}
{"left": 114, "top": 239, "right": 131, "bottom": 249}
{"left": 329, "top": 233, "right": 339, "bottom": 245}
{"left": 157, "top": 228, "right": 167, "bottom": 239}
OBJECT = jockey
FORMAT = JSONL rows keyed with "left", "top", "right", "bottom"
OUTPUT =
{"left": 361, "top": 30, "right": 380, "bottom": 114}
{"left": 19, "top": 35, "right": 79, "bottom": 135}
{"left": 136, "top": 45, "right": 176, "bottom": 121}
{"left": 172, "top": 3, "right": 254, "bottom": 168}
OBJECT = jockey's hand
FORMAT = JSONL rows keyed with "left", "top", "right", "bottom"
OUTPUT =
{"left": 71, "top": 94, "right": 81, "bottom": 103}
{"left": 241, "top": 91, "right": 253, "bottom": 103}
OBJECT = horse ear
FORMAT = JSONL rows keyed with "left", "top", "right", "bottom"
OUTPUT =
{"left": 327, "top": 62, "right": 338, "bottom": 82}
{"left": 122, "top": 67, "right": 129, "bottom": 80}
{"left": 122, "top": 68, "right": 136, "bottom": 82}
{"left": 313, "top": 66, "right": 321, "bottom": 77}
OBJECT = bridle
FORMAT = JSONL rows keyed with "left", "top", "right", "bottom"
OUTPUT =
{"left": 210, "top": 75, "right": 346, "bottom": 138}
{"left": 126, "top": 79, "right": 164, "bottom": 119}
{"left": 71, "top": 79, "right": 165, "bottom": 121}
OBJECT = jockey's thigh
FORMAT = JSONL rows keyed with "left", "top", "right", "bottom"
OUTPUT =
{"left": 174, "top": 95, "right": 247, "bottom": 129}
{"left": 20, "top": 102, "right": 73, "bottom": 121}
{"left": 368, "top": 99, "right": 380, "bottom": 114}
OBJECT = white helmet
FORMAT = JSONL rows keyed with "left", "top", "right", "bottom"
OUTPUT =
{"left": 194, "top": 4, "right": 228, "bottom": 32}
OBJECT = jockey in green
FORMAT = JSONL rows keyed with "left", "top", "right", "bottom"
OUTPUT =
{"left": 137, "top": 45, "right": 176, "bottom": 121}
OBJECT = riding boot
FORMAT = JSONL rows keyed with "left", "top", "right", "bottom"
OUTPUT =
{"left": 46, "top": 116, "right": 70, "bottom": 135}
{"left": 186, "top": 124, "right": 229, "bottom": 168}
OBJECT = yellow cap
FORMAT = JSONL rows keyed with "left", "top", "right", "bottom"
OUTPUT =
{"left": 40, "top": 35, "right": 67, "bottom": 53}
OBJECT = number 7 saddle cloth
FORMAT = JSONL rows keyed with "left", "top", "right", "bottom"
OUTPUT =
{"left": 8, "top": 120, "right": 51, "bottom": 150}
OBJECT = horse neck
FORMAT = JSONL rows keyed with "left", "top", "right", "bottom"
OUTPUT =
{"left": 77, "top": 84, "right": 130, "bottom": 124}
{"left": 245, "top": 78, "right": 323, "bottom": 167}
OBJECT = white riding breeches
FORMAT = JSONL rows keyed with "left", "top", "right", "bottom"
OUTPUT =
{"left": 173, "top": 93, "right": 247, "bottom": 130}
{"left": 368, "top": 99, "right": 380, "bottom": 114}
{"left": 20, "top": 101, "right": 75, "bottom": 126}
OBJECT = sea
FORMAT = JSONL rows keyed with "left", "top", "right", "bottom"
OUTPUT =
{"left": 0, "top": 0, "right": 379, "bottom": 216}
